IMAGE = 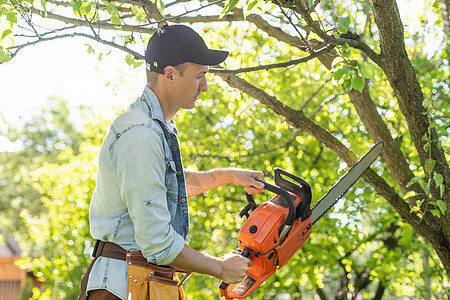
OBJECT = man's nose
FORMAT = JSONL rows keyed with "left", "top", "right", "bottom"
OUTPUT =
{"left": 199, "top": 77, "right": 208, "bottom": 92}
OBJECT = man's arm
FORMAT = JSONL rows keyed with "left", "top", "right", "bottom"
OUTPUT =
{"left": 168, "top": 244, "right": 252, "bottom": 284}
{"left": 185, "top": 168, "right": 265, "bottom": 198}
{"left": 178, "top": 168, "right": 263, "bottom": 282}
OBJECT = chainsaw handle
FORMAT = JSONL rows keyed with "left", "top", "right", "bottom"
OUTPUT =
{"left": 219, "top": 248, "right": 251, "bottom": 290}
{"left": 274, "top": 168, "right": 312, "bottom": 221}
{"left": 242, "top": 180, "right": 296, "bottom": 234}
{"left": 258, "top": 180, "right": 296, "bottom": 237}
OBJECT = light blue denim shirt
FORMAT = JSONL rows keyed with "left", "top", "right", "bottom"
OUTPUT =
{"left": 86, "top": 86, "right": 189, "bottom": 299}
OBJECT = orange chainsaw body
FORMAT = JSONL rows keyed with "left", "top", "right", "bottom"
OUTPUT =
{"left": 220, "top": 169, "right": 312, "bottom": 299}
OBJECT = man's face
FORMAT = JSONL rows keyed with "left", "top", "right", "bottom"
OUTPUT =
{"left": 172, "top": 62, "right": 209, "bottom": 110}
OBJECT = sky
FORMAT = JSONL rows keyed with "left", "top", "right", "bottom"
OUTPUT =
{"left": 0, "top": 38, "right": 145, "bottom": 124}
{"left": 0, "top": 37, "right": 147, "bottom": 150}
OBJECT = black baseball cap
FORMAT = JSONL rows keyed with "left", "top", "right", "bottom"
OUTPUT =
{"left": 145, "top": 24, "right": 229, "bottom": 74}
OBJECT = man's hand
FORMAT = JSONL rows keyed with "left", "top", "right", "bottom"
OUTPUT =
{"left": 185, "top": 168, "right": 265, "bottom": 197}
{"left": 230, "top": 168, "right": 265, "bottom": 195}
{"left": 168, "top": 245, "right": 253, "bottom": 284}
{"left": 218, "top": 250, "right": 253, "bottom": 284}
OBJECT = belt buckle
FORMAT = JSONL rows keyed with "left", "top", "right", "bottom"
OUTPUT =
{"left": 92, "top": 240, "right": 105, "bottom": 258}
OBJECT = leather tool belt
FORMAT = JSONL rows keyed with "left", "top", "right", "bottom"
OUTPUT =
{"left": 91, "top": 240, "right": 191, "bottom": 300}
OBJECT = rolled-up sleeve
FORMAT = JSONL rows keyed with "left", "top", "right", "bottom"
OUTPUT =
{"left": 110, "top": 125, "right": 185, "bottom": 265}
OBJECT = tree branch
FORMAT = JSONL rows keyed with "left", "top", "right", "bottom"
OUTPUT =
{"left": 10, "top": 32, "right": 144, "bottom": 60}
{"left": 274, "top": 0, "right": 383, "bottom": 68}
{"left": 211, "top": 45, "right": 334, "bottom": 74}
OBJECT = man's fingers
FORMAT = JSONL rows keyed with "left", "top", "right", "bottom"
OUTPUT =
{"left": 246, "top": 258, "right": 253, "bottom": 267}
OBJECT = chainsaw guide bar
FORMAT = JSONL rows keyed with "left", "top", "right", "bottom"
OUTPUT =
{"left": 311, "top": 141, "right": 384, "bottom": 224}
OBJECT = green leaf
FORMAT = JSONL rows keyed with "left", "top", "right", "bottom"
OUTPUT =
{"left": 344, "top": 78, "right": 352, "bottom": 91}
{"left": 338, "top": 16, "right": 350, "bottom": 34}
{"left": 6, "top": 12, "right": 17, "bottom": 24}
{"left": 407, "top": 176, "right": 420, "bottom": 188}
{"left": 332, "top": 57, "right": 345, "bottom": 67}
{"left": 110, "top": 14, "right": 121, "bottom": 25}
{"left": 440, "top": 185, "right": 445, "bottom": 198}
{"left": 125, "top": 54, "right": 134, "bottom": 66}
{"left": 352, "top": 76, "right": 365, "bottom": 92}
{"left": 404, "top": 190, "right": 418, "bottom": 199}
{"left": 247, "top": 0, "right": 258, "bottom": 11}
{"left": 80, "top": 2, "right": 92, "bottom": 15}
{"left": 1, "top": 29, "right": 12, "bottom": 41}
{"left": 342, "top": 49, "right": 351, "bottom": 58}
{"left": 243, "top": 0, "right": 258, "bottom": 18}
{"left": 422, "top": 98, "right": 432, "bottom": 109}
{"left": 333, "top": 67, "right": 346, "bottom": 82}
{"left": 430, "top": 209, "right": 440, "bottom": 217}
{"left": 85, "top": 44, "right": 94, "bottom": 54}
{"left": 133, "top": 60, "right": 144, "bottom": 68}
{"left": 72, "top": 0, "right": 82, "bottom": 16}
{"left": 424, "top": 159, "right": 436, "bottom": 174}
{"left": 436, "top": 200, "right": 447, "bottom": 215}
{"left": 0, "top": 50, "right": 11, "bottom": 63}
{"left": 220, "top": 0, "right": 239, "bottom": 18}
{"left": 433, "top": 173, "right": 443, "bottom": 187}
{"left": 358, "top": 61, "right": 376, "bottom": 80}
{"left": 41, "top": 0, "right": 47, "bottom": 12}
{"left": 349, "top": 59, "right": 358, "bottom": 68}
{"left": 341, "top": 43, "right": 350, "bottom": 52}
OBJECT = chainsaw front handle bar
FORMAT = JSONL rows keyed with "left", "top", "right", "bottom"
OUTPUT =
{"left": 256, "top": 180, "right": 296, "bottom": 239}
{"left": 274, "top": 167, "right": 312, "bottom": 221}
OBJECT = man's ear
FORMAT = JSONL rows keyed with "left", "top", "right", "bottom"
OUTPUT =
{"left": 162, "top": 66, "right": 176, "bottom": 82}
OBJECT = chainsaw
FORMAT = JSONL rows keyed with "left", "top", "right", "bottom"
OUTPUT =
{"left": 219, "top": 141, "right": 384, "bottom": 299}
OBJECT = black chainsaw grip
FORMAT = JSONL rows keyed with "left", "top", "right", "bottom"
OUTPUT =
{"left": 240, "top": 180, "right": 297, "bottom": 235}
{"left": 274, "top": 168, "right": 312, "bottom": 221}
{"left": 219, "top": 248, "right": 251, "bottom": 290}
{"left": 259, "top": 180, "right": 297, "bottom": 232}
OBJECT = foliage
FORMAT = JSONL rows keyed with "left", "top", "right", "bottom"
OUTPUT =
{"left": 1, "top": 100, "right": 107, "bottom": 298}
{"left": 1, "top": 0, "right": 449, "bottom": 299}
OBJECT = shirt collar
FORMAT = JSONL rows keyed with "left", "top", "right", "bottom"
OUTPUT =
{"left": 142, "top": 86, "right": 178, "bottom": 134}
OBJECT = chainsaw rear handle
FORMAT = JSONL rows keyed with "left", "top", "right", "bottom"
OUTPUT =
{"left": 219, "top": 248, "right": 251, "bottom": 290}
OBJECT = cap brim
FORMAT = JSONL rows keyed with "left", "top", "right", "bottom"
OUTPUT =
{"left": 191, "top": 49, "right": 229, "bottom": 66}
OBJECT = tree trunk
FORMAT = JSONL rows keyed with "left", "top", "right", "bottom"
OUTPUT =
{"left": 371, "top": 0, "right": 450, "bottom": 275}
{"left": 439, "top": 0, "right": 450, "bottom": 41}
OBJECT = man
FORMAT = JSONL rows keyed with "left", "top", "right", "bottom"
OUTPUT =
{"left": 79, "top": 24, "right": 265, "bottom": 300}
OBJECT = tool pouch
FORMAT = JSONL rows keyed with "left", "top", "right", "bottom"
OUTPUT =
{"left": 149, "top": 275, "right": 179, "bottom": 299}
{"left": 126, "top": 251, "right": 185, "bottom": 300}
{"left": 127, "top": 262, "right": 150, "bottom": 300}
